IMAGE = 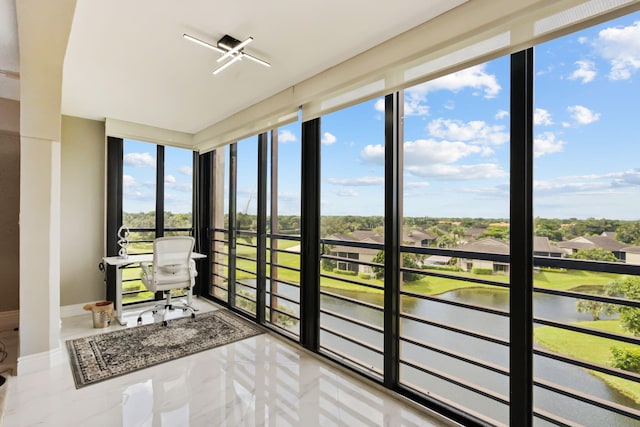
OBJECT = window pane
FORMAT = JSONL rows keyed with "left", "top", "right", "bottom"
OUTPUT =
{"left": 211, "top": 145, "right": 230, "bottom": 302}
{"left": 235, "top": 136, "right": 258, "bottom": 315}
{"left": 400, "top": 57, "right": 511, "bottom": 425}
{"left": 320, "top": 99, "right": 385, "bottom": 378}
{"left": 164, "top": 146, "right": 193, "bottom": 233}
{"left": 533, "top": 12, "right": 640, "bottom": 426}
{"left": 122, "top": 139, "right": 156, "bottom": 304}
{"left": 267, "top": 125, "right": 302, "bottom": 338}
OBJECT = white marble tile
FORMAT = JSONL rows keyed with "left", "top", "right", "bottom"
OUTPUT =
{"left": 3, "top": 299, "right": 454, "bottom": 426}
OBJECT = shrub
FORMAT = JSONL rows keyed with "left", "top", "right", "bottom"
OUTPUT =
{"left": 472, "top": 267, "right": 493, "bottom": 275}
{"left": 333, "top": 268, "right": 358, "bottom": 276}
{"left": 358, "top": 273, "right": 371, "bottom": 280}
{"left": 610, "top": 346, "right": 640, "bottom": 373}
{"left": 321, "top": 258, "right": 337, "bottom": 271}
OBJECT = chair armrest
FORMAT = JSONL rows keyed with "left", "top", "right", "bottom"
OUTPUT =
{"left": 140, "top": 261, "right": 152, "bottom": 280}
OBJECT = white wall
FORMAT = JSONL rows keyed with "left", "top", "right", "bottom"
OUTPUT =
{"left": 60, "top": 116, "right": 105, "bottom": 305}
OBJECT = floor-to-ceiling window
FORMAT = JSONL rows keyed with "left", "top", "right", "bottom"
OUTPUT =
{"left": 233, "top": 136, "right": 260, "bottom": 315}
{"left": 266, "top": 125, "right": 302, "bottom": 338}
{"left": 211, "top": 144, "right": 231, "bottom": 302}
{"left": 319, "top": 99, "right": 386, "bottom": 378}
{"left": 532, "top": 12, "right": 640, "bottom": 426}
{"left": 398, "top": 57, "right": 511, "bottom": 425}
{"left": 108, "top": 138, "right": 195, "bottom": 305}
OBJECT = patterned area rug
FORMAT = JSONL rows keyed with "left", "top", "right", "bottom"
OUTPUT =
{"left": 66, "top": 309, "right": 263, "bottom": 388}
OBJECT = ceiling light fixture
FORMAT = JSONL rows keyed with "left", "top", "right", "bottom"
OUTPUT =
{"left": 183, "top": 33, "right": 270, "bottom": 75}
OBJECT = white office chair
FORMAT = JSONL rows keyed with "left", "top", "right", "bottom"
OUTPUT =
{"left": 137, "top": 236, "right": 197, "bottom": 326}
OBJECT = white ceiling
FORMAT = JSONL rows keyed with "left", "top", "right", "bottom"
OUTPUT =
{"left": 60, "top": 0, "right": 467, "bottom": 134}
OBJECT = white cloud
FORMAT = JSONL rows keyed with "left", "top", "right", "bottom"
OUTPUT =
{"left": 534, "top": 169, "right": 640, "bottom": 196}
{"left": 374, "top": 98, "right": 385, "bottom": 112}
{"left": 328, "top": 176, "right": 384, "bottom": 186}
{"left": 534, "top": 108, "right": 553, "bottom": 126}
{"left": 404, "top": 95, "right": 430, "bottom": 116}
{"left": 123, "top": 174, "right": 137, "bottom": 188}
{"left": 578, "top": 36, "right": 588, "bottom": 44}
{"left": 405, "top": 139, "right": 485, "bottom": 164}
{"left": 124, "top": 152, "right": 155, "bottom": 168}
{"left": 122, "top": 175, "right": 153, "bottom": 201}
{"left": 279, "top": 129, "right": 297, "bottom": 143}
{"left": 405, "top": 181, "right": 430, "bottom": 188}
{"left": 427, "top": 118, "right": 509, "bottom": 146}
{"left": 418, "top": 64, "right": 501, "bottom": 98}
{"left": 406, "top": 163, "right": 506, "bottom": 180}
{"left": 360, "top": 144, "right": 385, "bottom": 165}
{"left": 534, "top": 132, "right": 566, "bottom": 158}
{"left": 495, "top": 110, "right": 509, "bottom": 120}
{"left": 165, "top": 175, "right": 176, "bottom": 183}
{"left": 401, "top": 64, "right": 501, "bottom": 117}
{"left": 595, "top": 20, "right": 640, "bottom": 80}
{"left": 361, "top": 137, "right": 505, "bottom": 180}
{"left": 568, "top": 60, "right": 596, "bottom": 83}
{"left": 362, "top": 139, "right": 483, "bottom": 167}
{"left": 179, "top": 166, "right": 192, "bottom": 176}
{"left": 333, "top": 189, "right": 359, "bottom": 197}
{"left": 568, "top": 105, "right": 600, "bottom": 125}
{"left": 321, "top": 132, "right": 337, "bottom": 145}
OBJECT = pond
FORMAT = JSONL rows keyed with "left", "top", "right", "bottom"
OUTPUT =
{"left": 252, "top": 280, "right": 638, "bottom": 425}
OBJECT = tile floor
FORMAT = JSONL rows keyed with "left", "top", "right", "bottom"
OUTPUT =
{"left": 1, "top": 298, "right": 456, "bottom": 426}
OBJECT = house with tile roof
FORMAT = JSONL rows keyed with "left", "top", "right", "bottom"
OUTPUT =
{"left": 556, "top": 235, "right": 626, "bottom": 261}
{"left": 456, "top": 236, "right": 562, "bottom": 275}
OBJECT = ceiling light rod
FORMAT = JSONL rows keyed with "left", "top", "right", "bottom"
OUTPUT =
{"left": 242, "top": 53, "right": 270, "bottom": 68}
{"left": 217, "top": 37, "right": 253, "bottom": 63}
{"left": 213, "top": 53, "right": 243, "bottom": 75}
{"left": 182, "top": 33, "right": 225, "bottom": 54}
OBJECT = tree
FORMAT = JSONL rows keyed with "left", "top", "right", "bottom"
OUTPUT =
{"left": 435, "top": 234, "right": 456, "bottom": 248}
{"left": 615, "top": 276, "right": 640, "bottom": 336}
{"left": 371, "top": 250, "right": 385, "bottom": 279}
{"left": 576, "top": 282, "right": 619, "bottom": 320}
{"left": 617, "top": 222, "right": 640, "bottom": 245}
{"left": 570, "top": 248, "right": 618, "bottom": 262}
{"left": 481, "top": 225, "right": 509, "bottom": 241}
{"left": 371, "top": 250, "right": 422, "bottom": 282}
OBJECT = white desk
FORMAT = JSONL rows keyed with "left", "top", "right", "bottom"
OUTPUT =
{"left": 102, "top": 252, "right": 206, "bottom": 325}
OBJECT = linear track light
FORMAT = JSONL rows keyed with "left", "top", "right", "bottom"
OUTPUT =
{"left": 217, "top": 37, "right": 253, "bottom": 63}
{"left": 183, "top": 32, "right": 270, "bottom": 75}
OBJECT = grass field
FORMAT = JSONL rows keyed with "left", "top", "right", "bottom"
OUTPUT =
{"left": 534, "top": 320, "right": 640, "bottom": 403}
{"left": 224, "top": 239, "right": 621, "bottom": 297}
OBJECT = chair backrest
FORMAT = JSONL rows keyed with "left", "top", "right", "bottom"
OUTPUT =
{"left": 151, "top": 236, "right": 195, "bottom": 288}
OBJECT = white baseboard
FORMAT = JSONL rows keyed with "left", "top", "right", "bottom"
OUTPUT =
{"left": 60, "top": 303, "right": 89, "bottom": 319}
{"left": 16, "top": 347, "right": 64, "bottom": 375}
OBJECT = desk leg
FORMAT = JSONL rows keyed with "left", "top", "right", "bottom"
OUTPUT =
{"left": 114, "top": 267, "right": 127, "bottom": 326}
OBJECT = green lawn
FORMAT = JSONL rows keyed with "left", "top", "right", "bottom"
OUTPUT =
{"left": 534, "top": 320, "right": 640, "bottom": 403}
{"left": 220, "top": 241, "right": 623, "bottom": 297}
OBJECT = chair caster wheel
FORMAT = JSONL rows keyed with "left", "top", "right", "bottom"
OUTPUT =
{"left": 137, "top": 317, "right": 142, "bottom": 325}
{"left": 162, "top": 320, "right": 168, "bottom": 327}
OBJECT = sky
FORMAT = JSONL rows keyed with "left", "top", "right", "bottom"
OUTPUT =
{"left": 123, "top": 141, "right": 193, "bottom": 214}
{"left": 124, "top": 11, "right": 640, "bottom": 221}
